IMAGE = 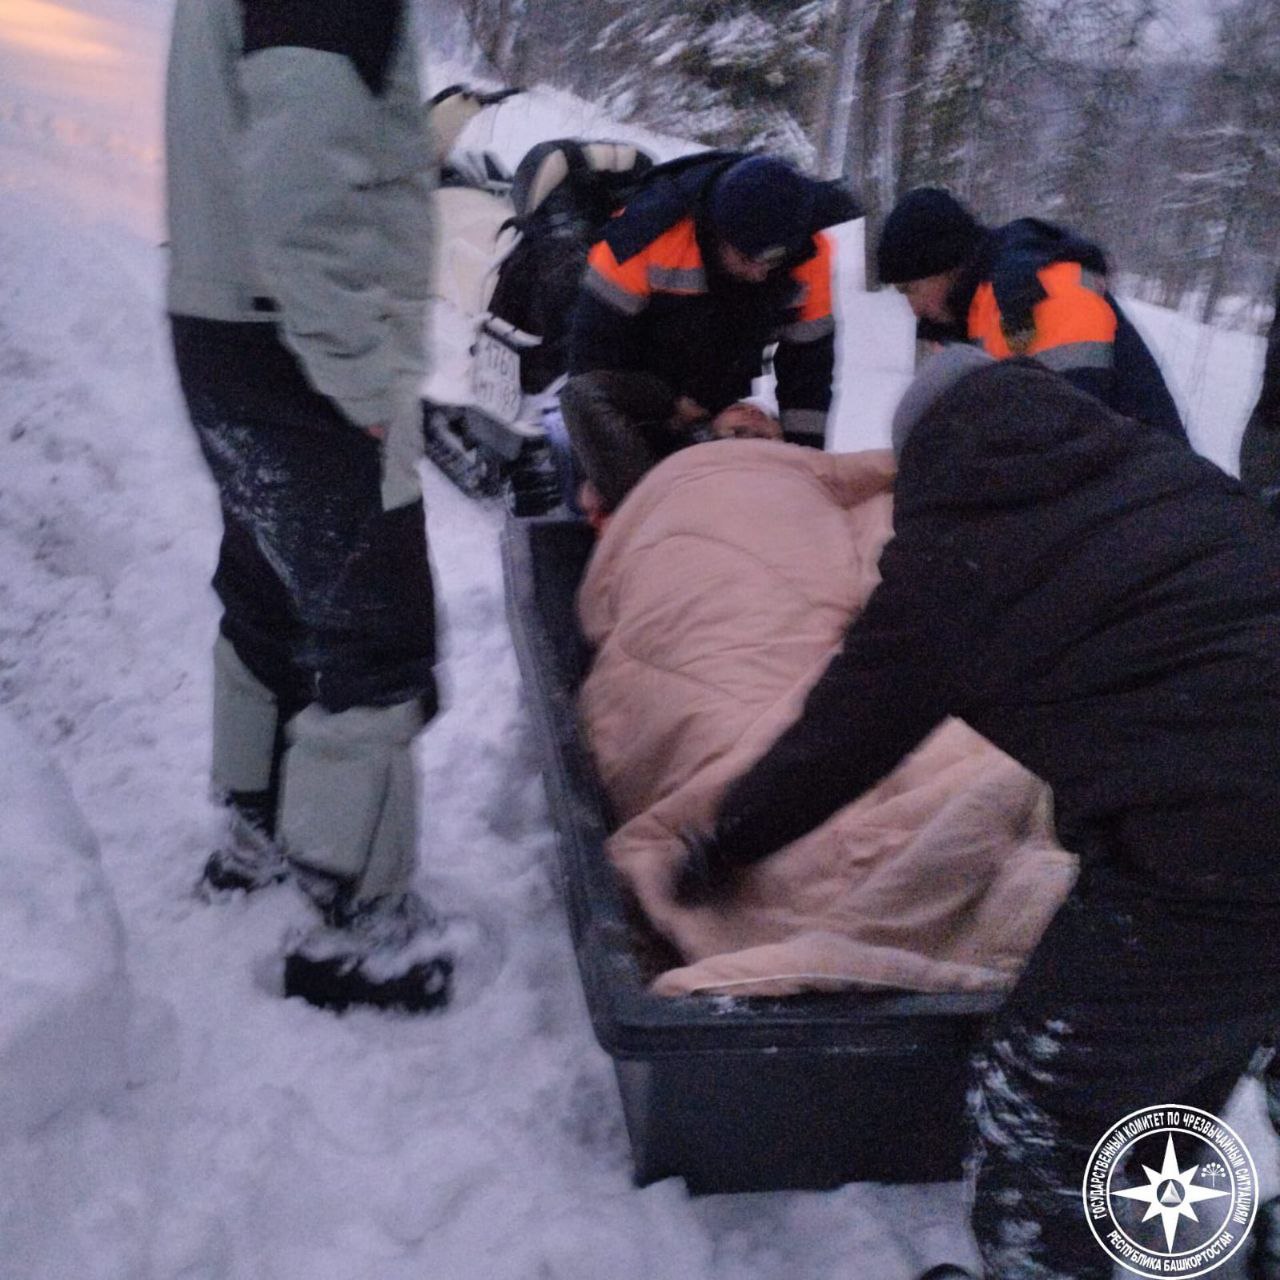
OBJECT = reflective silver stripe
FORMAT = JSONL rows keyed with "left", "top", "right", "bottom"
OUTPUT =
{"left": 780, "top": 315, "right": 835, "bottom": 343}
{"left": 1080, "top": 268, "right": 1107, "bottom": 295}
{"left": 583, "top": 265, "right": 647, "bottom": 316}
{"left": 647, "top": 264, "right": 707, "bottom": 293}
{"left": 780, "top": 408, "right": 827, "bottom": 441}
{"left": 1036, "top": 341, "right": 1113, "bottom": 372}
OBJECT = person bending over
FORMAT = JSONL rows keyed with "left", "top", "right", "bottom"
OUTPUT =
{"left": 563, "top": 153, "right": 858, "bottom": 513}
{"left": 679, "top": 346, "right": 1280, "bottom": 1278}
{"left": 877, "top": 187, "right": 1186, "bottom": 442}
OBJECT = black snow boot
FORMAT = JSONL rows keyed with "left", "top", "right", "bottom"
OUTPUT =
{"left": 199, "top": 791, "right": 290, "bottom": 896}
{"left": 283, "top": 889, "right": 453, "bottom": 1014}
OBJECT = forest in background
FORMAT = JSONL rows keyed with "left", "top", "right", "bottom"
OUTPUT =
{"left": 431, "top": 0, "right": 1279, "bottom": 329}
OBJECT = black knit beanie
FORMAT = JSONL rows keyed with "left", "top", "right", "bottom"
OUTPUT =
{"left": 877, "top": 187, "right": 983, "bottom": 284}
{"left": 708, "top": 157, "right": 817, "bottom": 260}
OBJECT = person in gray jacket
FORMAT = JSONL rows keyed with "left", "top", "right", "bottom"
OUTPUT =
{"left": 166, "top": 0, "right": 451, "bottom": 1012}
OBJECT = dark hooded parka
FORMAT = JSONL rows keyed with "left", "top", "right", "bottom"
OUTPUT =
{"left": 713, "top": 358, "right": 1280, "bottom": 900}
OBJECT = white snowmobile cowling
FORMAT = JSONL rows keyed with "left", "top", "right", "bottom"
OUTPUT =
{"left": 420, "top": 94, "right": 656, "bottom": 511}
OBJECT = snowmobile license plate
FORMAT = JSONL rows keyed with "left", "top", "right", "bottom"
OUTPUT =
{"left": 472, "top": 330, "right": 521, "bottom": 425}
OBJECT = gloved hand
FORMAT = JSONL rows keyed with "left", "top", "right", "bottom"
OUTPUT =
{"left": 672, "top": 827, "right": 738, "bottom": 906}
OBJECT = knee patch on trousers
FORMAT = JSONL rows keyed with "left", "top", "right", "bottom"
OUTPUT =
{"left": 211, "top": 633, "right": 280, "bottom": 797}
{"left": 279, "top": 700, "right": 425, "bottom": 901}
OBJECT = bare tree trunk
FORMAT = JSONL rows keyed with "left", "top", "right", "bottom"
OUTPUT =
{"left": 857, "top": 0, "right": 910, "bottom": 286}
{"left": 1201, "top": 149, "right": 1264, "bottom": 325}
{"left": 817, "top": 0, "right": 863, "bottom": 178}
{"left": 458, "top": 0, "right": 527, "bottom": 82}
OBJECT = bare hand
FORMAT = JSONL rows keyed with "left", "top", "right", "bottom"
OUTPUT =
{"left": 709, "top": 402, "right": 781, "bottom": 441}
{"left": 577, "top": 480, "right": 606, "bottom": 521}
{"left": 671, "top": 396, "right": 709, "bottom": 427}
{"left": 365, "top": 423, "right": 387, "bottom": 441}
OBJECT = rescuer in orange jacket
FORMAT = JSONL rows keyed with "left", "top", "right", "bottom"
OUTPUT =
{"left": 563, "top": 152, "right": 860, "bottom": 513}
{"left": 876, "top": 187, "right": 1186, "bottom": 442}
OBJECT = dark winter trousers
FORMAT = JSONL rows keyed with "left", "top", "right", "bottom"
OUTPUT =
{"left": 170, "top": 317, "right": 438, "bottom": 812}
{"left": 969, "top": 861, "right": 1280, "bottom": 1279}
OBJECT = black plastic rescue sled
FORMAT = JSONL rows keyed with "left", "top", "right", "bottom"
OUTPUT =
{"left": 501, "top": 515, "right": 1004, "bottom": 1192}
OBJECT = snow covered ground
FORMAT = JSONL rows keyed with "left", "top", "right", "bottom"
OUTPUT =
{"left": 0, "top": 5, "right": 1274, "bottom": 1280}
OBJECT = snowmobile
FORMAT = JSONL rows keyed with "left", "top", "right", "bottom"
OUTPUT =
{"left": 420, "top": 85, "right": 522, "bottom": 500}
{"left": 422, "top": 86, "right": 655, "bottom": 513}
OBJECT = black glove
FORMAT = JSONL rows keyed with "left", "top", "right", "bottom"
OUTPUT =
{"left": 672, "top": 827, "right": 738, "bottom": 906}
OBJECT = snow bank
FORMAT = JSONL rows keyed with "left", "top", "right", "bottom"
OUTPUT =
{"left": 0, "top": 711, "right": 142, "bottom": 1280}
{"left": 0, "top": 707, "right": 131, "bottom": 1142}
{"left": 1123, "top": 296, "right": 1262, "bottom": 473}
{"left": 828, "top": 219, "right": 920, "bottom": 453}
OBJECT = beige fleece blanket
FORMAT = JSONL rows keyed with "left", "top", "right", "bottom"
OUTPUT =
{"left": 578, "top": 441, "right": 1076, "bottom": 998}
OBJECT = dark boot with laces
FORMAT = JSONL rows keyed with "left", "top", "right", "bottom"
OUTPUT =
{"left": 283, "top": 884, "right": 453, "bottom": 1014}
{"left": 199, "top": 791, "right": 290, "bottom": 897}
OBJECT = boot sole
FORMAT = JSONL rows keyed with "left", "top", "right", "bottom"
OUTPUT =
{"left": 196, "top": 863, "right": 290, "bottom": 900}
{"left": 283, "top": 953, "right": 453, "bottom": 1014}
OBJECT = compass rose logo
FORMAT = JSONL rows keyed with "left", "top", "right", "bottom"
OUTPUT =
{"left": 1083, "top": 1105, "right": 1257, "bottom": 1276}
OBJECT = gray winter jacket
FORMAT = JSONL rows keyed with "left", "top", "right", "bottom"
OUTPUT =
{"left": 165, "top": 0, "right": 434, "bottom": 502}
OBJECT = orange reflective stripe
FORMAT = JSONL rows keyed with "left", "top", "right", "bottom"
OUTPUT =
{"left": 967, "top": 283, "right": 1007, "bottom": 356}
{"left": 644, "top": 217, "right": 704, "bottom": 277}
{"left": 792, "top": 231, "right": 834, "bottom": 323}
{"left": 968, "top": 261, "right": 1116, "bottom": 359}
{"left": 586, "top": 238, "right": 650, "bottom": 303}
{"left": 587, "top": 217, "right": 706, "bottom": 306}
